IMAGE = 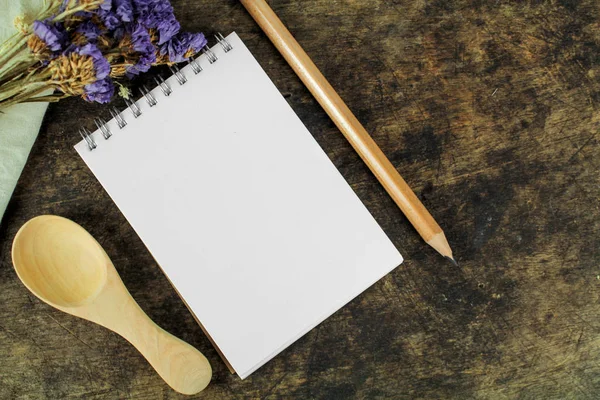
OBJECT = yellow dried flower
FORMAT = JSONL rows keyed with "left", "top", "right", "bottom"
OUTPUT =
{"left": 13, "top": 15, "right": 28, "bottom": 33}
{"left": 71, "top": 32, "right": 89, "bottom": 46}
{"left": 184, "top": 48, "right": 196, "bottom": 59}
{"left": 118, "top": 36, "right": 132, "bottom": 50}
{"left": 48, "top": 53, "right": 97, "bottom": 96}
{"left": 154, "top": 52, "right": 171, "bottom": 65}
{"left": 148, "top": 29, "right": 159, "bottom": 44}
{"left": 63, "top": 14, "right": 85, "bottom": 29}
{"left": 27, "top": 35, "right": 52, "bottom": 59}
{"left": 110, "top": 65, "right": 127, "bottom": 78}
{"left": 96, "top": 35, "right": 112, "bottom": 50}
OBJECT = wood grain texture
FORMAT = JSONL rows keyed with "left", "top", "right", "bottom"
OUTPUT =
{"left": 1, "top": 0, "right": 599, "bottom": 398}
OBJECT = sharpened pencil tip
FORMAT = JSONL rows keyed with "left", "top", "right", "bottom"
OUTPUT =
{"left": 445, "top": 256, "right": 459, "bottom": 267}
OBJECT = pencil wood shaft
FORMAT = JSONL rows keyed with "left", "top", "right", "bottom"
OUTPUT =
{"left": 240, "top": 0, "right": 454, "bottom": 259}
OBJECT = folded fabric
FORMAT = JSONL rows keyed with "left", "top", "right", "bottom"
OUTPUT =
{"left": 0, "top": 0, "right": 49, "bottom": 224}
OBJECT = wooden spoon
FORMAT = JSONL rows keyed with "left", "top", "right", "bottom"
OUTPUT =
{"left": 11, "top": 215, "right": 211, "bottom": 395}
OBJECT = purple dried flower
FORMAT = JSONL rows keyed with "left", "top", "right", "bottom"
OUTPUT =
{"left": 125, "top": 23, "right": 157, "bottom": 77}
{"left": 134, "top": 0, "right": 173, "bottom": 22}
{"left": 160, "top": 32, "right": 206, "bottom": 63}
{"left": 183, "top": 32, "right": 207, "bottom": 53}
{"left": 77, "top": 43, "right": 111, "bottom": 80}
{"left": 126, "top": 52, "right": 155, "bottom": 78}
{"left": 49, "top": 44, "right": 113, "bottom": 103}
{"left": 84, "top": 77, "right": 115, "bottom": 103}
{"left": 100, "top": 0, "right": 113, "bottom": 11}
{"left": 34, "top": 0, "right": 208, "bottom": 106}
{"left": 97, "top": 8, "right": 121, "bottom": 30}
{"left": 32, "top": 20, "right": 66, "bottom": 52}
{"left": 74, "top": 10, "right": 94, "bottom": 19}
{"left": 130, "top": 23, "right": 154, "bottom": 52}
{"left": 76, "top": 21, "right": 103, "bottom": 41}
{"left": 155, "top": 16, "right": 179, "bottom": 45}
{"left": 133, "top": 0, "right": 180, "bottom": 44}
{"left": 114, "top": 0, "right": 134, "bottom": 22}
{"left": 131, "top": 0, "right": 153, "bottom": 14}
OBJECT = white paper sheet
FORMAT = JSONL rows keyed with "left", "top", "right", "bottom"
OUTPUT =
{"left": 76, "top": 32, "right": 403, "bottom": 378}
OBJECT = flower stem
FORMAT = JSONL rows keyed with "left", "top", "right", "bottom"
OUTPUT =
{"left": 0, "top": 76, "right": 38, "bottom": 97}
{"left": 0, "top": 60, "right": 37, "bottom": 86}
{"left": 20, "top": 94, "right": 64, "bottom": 103}
{"left": 0, "top": 37, "right": 28, "bottom": 71}
{"left": 0, "top": 68, "right": 51, "bottom": 102}
{"left": 0, "top": 82, "right": 45, "bottom": 102}
{"left": 0, "top": 84, "right": 54, "bottom": 112}
{"left": 52, "top": 1, "right": 105, "bottom": 22}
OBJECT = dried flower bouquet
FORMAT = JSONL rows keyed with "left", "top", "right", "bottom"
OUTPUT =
{"left": 0, "top": 0, "right": 207, "bottom": 112}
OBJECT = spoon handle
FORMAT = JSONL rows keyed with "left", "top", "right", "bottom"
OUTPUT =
{"left": 80, "top": 266, "right": 212, "bottom": 395}
{"left": 120, "top": 314, "right": 212, "bottom": 395}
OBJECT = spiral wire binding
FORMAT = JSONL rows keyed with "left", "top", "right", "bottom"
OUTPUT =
{"left": 79, "top": 127, "right": 96, "bottom": 150}
{"left": 110, "top": 107, "right": 127, "bottom": 129}
{"left": 94, "top": 117, "right": 112, "bottom": 139}
{"left": 154, "top": 75, "right": 172, "bottom": 96}
{"left": 203, "top": 47, "right": 218, "bottom": 64}
{"left": 216, "top": 33, "right": 233, "bottom": 52}
{"left": 78, "top": 33, "right": 232, "bottom": 151}
{"left": 124, "top": 97, "right": 142, "bottom": 118}
{"left": 189, "top": 57, "right": 203, "bottom": 74}
{"left": 169, "top": 64, "right": 187, "bottom": 85}
{"left": 140, "top": 85, "right": 157, "bottom": 107}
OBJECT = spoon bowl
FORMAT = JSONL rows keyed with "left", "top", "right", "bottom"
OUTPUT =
{"left": 13, "top": 216, "right": 107, "bottom": 308}
{"left": 12, "top": 215, "right": 211, "bottom": 395}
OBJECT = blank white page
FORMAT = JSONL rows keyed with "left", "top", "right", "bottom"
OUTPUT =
{"left": 76, "top": 32, "right": 402, "bottom": 379}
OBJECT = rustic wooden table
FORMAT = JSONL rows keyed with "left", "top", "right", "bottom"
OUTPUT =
{"left": 1, "top": 0, "right": 599, "bottom": 398}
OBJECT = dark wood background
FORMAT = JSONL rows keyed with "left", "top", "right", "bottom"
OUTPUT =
{"left": 1, "top": 0, "right": 599, "bottom": 398}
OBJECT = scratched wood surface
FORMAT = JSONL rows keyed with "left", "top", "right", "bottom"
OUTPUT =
{"left": 1, "top": 0, "right": 599, "bottom": 398}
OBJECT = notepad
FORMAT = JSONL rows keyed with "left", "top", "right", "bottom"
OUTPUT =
{"left": 75, "top": 32, "right": 402, "bottom": 378}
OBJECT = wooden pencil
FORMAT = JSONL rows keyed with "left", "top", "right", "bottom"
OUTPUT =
{"left": 239, "top": 0, "right": 456, "bottom": 264}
